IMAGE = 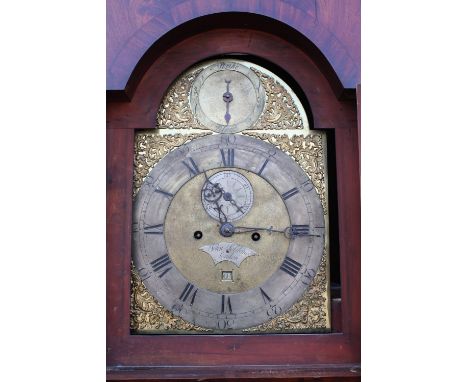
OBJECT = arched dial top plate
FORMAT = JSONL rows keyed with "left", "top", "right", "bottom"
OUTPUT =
{"left": 132, "top": 134, "right": 325, "bottom": 330}
{"left": 190, "top": 61, "right": 266, "bottom": 133}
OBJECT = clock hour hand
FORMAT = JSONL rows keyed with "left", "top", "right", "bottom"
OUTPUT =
{"left": 223, "top": 79, "right": 233, "bottom": 125}
{"left": 202, "top": 172, "right": 223, "bottom": 203}
{"left": 213, "top": 200, "right": 228, "bottom": 223}
{"left": 202, "top": 172, "right": 227, "bottom": 223}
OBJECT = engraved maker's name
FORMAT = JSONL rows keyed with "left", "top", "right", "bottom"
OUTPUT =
{"left": 218, "top": 62, "right": 239, "bottom": 70}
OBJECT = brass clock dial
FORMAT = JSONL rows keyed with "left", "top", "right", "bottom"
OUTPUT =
{"left": 132, "top": 134, "right": 325, "bottom": 330}
{"left": 190, "top": 61, "right": 266, "bottom": 133}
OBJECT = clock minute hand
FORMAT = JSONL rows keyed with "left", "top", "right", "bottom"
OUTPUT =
{"left": 233, "top": 225, "right": 323, "bottom": 238}
{"left": 213, "top": 200, "right": 228, "bottom": 223}
{"left": 234, "top": 226, "right": 284, "bottom": 234}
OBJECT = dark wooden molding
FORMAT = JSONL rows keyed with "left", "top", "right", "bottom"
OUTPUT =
{"left": 107, "top": 13, "right": 350, "bottom": 102}
{"left": 107, "top": 1, "right": 360, "bottom": 101}
{"left": 357, "top": 84, "right": 361, "bottom": 176}
{"left": 107, "top": 364, "right": 361, "bottom": 380}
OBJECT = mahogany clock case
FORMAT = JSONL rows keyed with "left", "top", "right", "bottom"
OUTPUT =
{"left": 107, "top": 13, "right": 360, "bottom": 381}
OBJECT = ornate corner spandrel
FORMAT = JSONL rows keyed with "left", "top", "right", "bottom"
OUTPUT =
{"left": 243, "top": 248, "right": 329, "bottom": 332}
{"left": 131, "top": 263, "right": 212, "bottom": 332}
{"left": 242, "top": 132, "right": 328, "bottom": 215}
{"left": 249, "top": 68, "right": 304, "bottom": 131}
{"left": 156, "top": 68, "right": 204, "bottom": 130}
{"left": 133, "top": 131, "right": 212, "bottom": 198}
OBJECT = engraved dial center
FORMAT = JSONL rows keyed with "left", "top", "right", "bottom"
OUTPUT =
{"left": 164, "top": 168, "right": 291, "bottom": 294}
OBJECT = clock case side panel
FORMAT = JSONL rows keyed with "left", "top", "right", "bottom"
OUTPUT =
{"left": 107, "top": 28, "right": 360, "bottom": 378}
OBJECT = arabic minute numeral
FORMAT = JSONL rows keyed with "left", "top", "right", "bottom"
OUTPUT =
{"left": 301, "top": 269, "right": 317, "bottom": 285}
{"left": 300, "top": 180, "right": 315, "bottom": 192}
{"left": 221, "top": 133, "right": 236, "bottom": 145}
{"left": 171, "top": 302, "right": 183, "bottom": 313}
{"left": 267, "top": 305, "right": 282, "bottom": 317}
{"left": 137, "top": 267, "right": 151, "bottom": 281}
{"left": 217, "top": 319, "right": 234, "bottom": 329}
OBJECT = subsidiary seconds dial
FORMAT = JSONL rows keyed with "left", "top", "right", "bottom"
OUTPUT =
{"left": 201, "top": 170, "right": 254, "bottom": 222}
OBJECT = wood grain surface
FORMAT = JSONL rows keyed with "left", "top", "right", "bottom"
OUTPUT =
{"left": 107, "top": 0, "right": 360, "bottom": 98}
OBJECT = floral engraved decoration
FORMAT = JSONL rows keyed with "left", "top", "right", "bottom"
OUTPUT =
{"left": 131, "top": 264, "right": 211, "bottom": 332}
{"left": 133, "top": 131, "right": 211, "bottom": 198}
{"left": 156, "top": 68, "right": 203, "bottom": 130}
{"left": 243, "top": 132, "right": 328, "bottom": 215}
{"left": 244, "top": 250, "right": 329, "bottom": 332}
{"left": 249, "top": 68, "right": 304, "bottom": 130}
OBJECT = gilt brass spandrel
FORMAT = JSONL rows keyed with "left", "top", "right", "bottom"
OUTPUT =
{"left": 243, "top": 247, "right": 329, "bottom": 332}
{"left": 249, "top": 68, "right": 305, "bottom": 131}
{"left": 130, "top": 263, "right": 211, "bottom": 332}
{"left": 133, "top": 131, "right": 212, "bottom": 197}
{"left": 155, "top": 68, "right": 203, "bottom": 130}
{"left": 243, "top": 132, "right": 328, "bottom": 215}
